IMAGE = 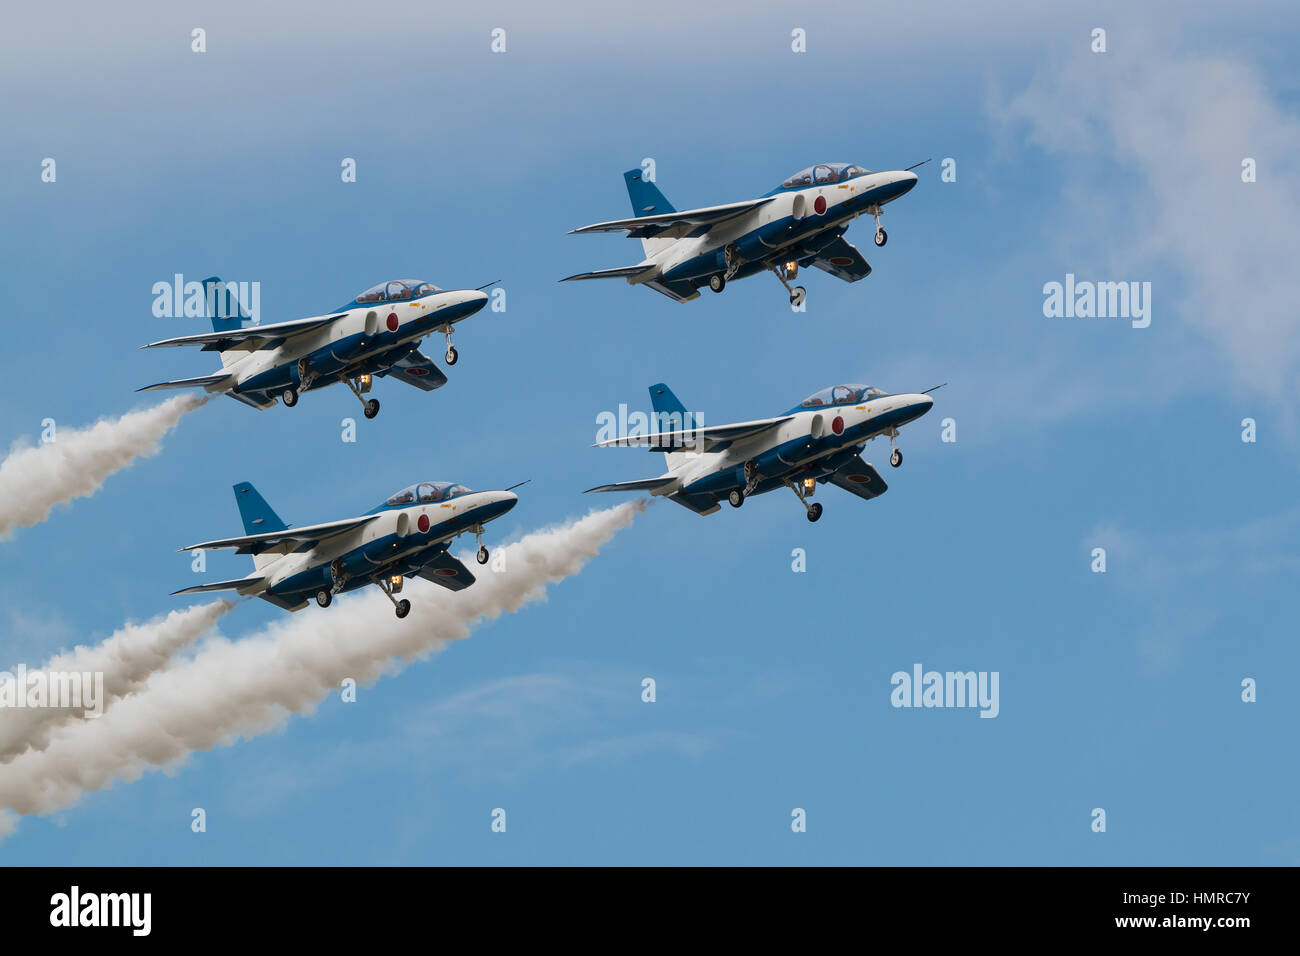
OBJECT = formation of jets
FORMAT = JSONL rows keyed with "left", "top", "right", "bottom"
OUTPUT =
{"left": 147, "top": 159, "right": 935, "bottom": 618}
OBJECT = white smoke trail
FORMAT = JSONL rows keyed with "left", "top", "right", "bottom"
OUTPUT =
{"left": 0, "top": 601, "right": 233, "bottom": 761}
{"left": 0, "top": 503, "right": 642, "bottom": 824}
{"left": 0, "top": 395, "right": 205, "bottom": 538}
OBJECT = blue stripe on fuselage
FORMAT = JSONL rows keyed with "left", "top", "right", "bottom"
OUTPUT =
{"left": 237, "top": 296, "right": 482, "bottom": 394}
{"left": 266, "top": 499, "right": 509, "bottom": 600}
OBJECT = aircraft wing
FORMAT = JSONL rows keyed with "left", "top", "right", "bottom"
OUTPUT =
{"left": 414, "top": 550, "right": 477, "bottom": 591}
{"left": 171, "top": 575, "right": 266, "bottom": 596}
{"left": 142, "top": 314, "right": 343, "bottom": 352}
{"left": 180, "top": 515, "right": 378, "bottom": 556}
{"left": 585, "top": 476, "right": 678, "bottom": 494}
{"left": 570, "top": 197, "right": 777, "bottom": 241}
{"left": 380, "top": 349, "right": 448, "bottom": 391}
{"left": 822, "top": 455, "right": 888, "bottom": 500}
{"left": 138, "top": 372, "right": 236, "bottom": 393}
{"left": 809, "top": 237, "right": 873, "bottom": 283}
{"left": 592, "top": 416, "right": 793, "bottom": 453}
{"left": 560, "top": 264, "right": 659, "bottom": 283}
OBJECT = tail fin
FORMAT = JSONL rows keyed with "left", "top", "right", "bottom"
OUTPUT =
{"left": 624, "top": 169, "right": 677, "bottom": 258}
{"left": 233, "top": 482, "right": 287, "bottom": 570}
{"left": 649, "top": 382, "right": 697, "bottom": 470}
{"left": 203, "top": 277, "right": 253, "bottom": 367}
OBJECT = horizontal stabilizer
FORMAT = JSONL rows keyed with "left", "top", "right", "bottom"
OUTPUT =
{"left": 172, "top": 575, "right": 265, "bottom": 596}
{"left": 137, "top": 373, "right": 234, "bottom": 393}
{"left": 584, "top": 476, "right": 678, "bottom": 494}
{"left": 561, "top": 264, "right": 658, "bottom": 284}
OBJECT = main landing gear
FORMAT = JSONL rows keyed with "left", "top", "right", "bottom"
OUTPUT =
{"left": 343, "top": 374, "right": 380, "bottom": 419}
{"left": 728, "top": 489, "right": 744, "bottom": 508}
{"left": 768, "top": 263, "right": 806, "bottom": 308}
{"left": 372, "top": 573, "right": 411, "bottom": 619}
{"left": 783, "top": 477, "right": 823, "bottom": 522}
{"left": 708, "top": 273, "right": 726, "bottom": 293}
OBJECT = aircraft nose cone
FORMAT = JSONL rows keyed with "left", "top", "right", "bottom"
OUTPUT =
{"left": 914, "top": 393, "right": 934, "bottom": 417}
{"left": 897, "top": 170, "right": 918, "bottom": 194}
{"left": 465, "top": 289, "right": 489, "bottom": 312}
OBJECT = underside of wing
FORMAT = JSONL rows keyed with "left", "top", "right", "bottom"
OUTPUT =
{"left": 822, "top": 454, "right": 888, "bottom": 500}
{"left": 570, "top": 197, "right": 776, "bottom": 240}
{"left": 143, "top": 315, "right": 342, "bottom": 352}
{"left": 592, "top": 416, "right": 792, "bottom": 452}
{"left": 181, "top": 514, "right": 378, "bottom": 556}
{"left": 415, "top": 550, "right": 477, "bottom": 591}
{"left": 584, "top": 476, "right": 678, "bottom": 494}
{"left": 810, "top": 236, "right": 873, "bottom": 283}
{"left": 379, "top": 348, "right": 448, "bottom": 391}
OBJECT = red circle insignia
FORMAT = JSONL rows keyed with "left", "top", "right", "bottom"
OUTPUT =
{"left": 832, "top": 415, "right": 844, "bottom": 435}
{"left": 417, "top": 514, "right": 430, "bottom": 533}
{"left": 814, "top": 195, "right": 827, "bottom": 215}
{"left": 386, "top": 313, "right": 399, "bottom": 331}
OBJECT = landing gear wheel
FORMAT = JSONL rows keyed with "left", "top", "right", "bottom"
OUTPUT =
{"left": 807, "top": 502, "right": 823, "bottom": 522}
{"left": 394, "top": 599, "right": 411, "bottom": 619}
{"left": 476, "top": 545, "right": 489, "bottom": 565}
{"left": 708, "top": 274, "right": 726, "bottom": 293}
{"left": 315, "top": 589, "right": 332, "bottom": 608}
{"left": 890, "top": 448, "right": 902, "bottom": 468}
{"left": 282, "top": 387, "right": 298, "bottom": 408}
{"left": 790, "top": 286, "right": 806, "bottom": 308}
{"left": 363, "top": 399, "right": 380, "bottom": 420}
{"left": 728, "top": 489, "right": 744, "bottom": 508}
{"left": 445, "top": 346, "right": 458, "bottom": 366}
{"left": 875, "top": 227, "right": 888, "bottom": 247}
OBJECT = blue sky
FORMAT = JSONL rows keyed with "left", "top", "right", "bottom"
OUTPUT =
{"left": 1, "top": 0, "right": 1297, "bottom": 864}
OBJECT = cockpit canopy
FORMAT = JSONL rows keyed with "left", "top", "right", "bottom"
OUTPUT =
{"left": 384, "top": 481, "right": 472, "bottom": 507}
{"left": 779, "top": 163, "right": 869, "bottom": 190}
{"left": 352, "top": 278, "right": 441, "bottom": 305}
{"left": 800, "top": 384, "right": 886, "bottom": 408}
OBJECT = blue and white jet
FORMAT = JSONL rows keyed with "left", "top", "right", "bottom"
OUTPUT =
{"left": 587, "top": 382, "right": 937, "bottom": 521}
{"left": 563, "top": 162, "right": 922, "bottom": 306}
{"left": 175, "top": 479, "right": 521, "bottom": 618}
{"left": 140, "top": 277, "right": 490, "bottom": 419}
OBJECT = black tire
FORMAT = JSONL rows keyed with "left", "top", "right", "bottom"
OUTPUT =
{"left": 728, "top": 489, "right": 744, "bottom": 508}
{"left": 282, "top": 387, "right": 298, "bottom": 408}
{"left": 790, "top": 286, "right": 806, "bottom": 307}
{"left": 476, "top": 545, "right": 489, "bottom": 565}
{"left": 890, "top": 448, "right": 902, "bottom": 468}
{"left": 807, "top": 502, "right": 823, "bottom": 522}
{"left": 395, "top": 599, "right": 411, "bottom": 619}
{"left": 315, "top": 589, "right": 332, "bottom": 608}
{"left": 445, "top": 346, "right": 458, "bottom": 366}
{"left": 875, "top": 228, "right": 888, "bottom": 247}
{"left": 708, "top": 274, "right": 726, "bottom": 293}
{"left": 363, "top": 399, "right": 380, "bottom": 419}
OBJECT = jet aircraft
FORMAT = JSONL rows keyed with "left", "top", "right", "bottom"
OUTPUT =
{"left": 175, "top": 479, "right": 521, "bottom": 618}
{"left": 140, "top": 276, "right": 490, "bottom": 418}
{"left": 563, "top": 162, "right": 922, "bottom": 306}
{"left": 587, "top": 382, "right": 937, "bottom": 520}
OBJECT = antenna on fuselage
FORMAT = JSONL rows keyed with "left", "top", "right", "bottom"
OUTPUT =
{"left": 904, "top": 158, "right": 932, "bottom": 171}
{"left": 921, "top": 383, "right": 947, "bottom": 394}
{"left": 475, "top": 280, "right": 502, "bottom": 291}
{"left": 503, "top": 480, "right": 532, "bottom": 492}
